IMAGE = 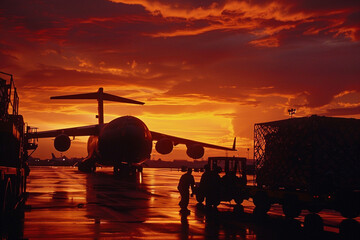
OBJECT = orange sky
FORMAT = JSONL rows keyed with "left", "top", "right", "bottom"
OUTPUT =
{"left": 1, "top": 0, "right": 359, "bottom": 160}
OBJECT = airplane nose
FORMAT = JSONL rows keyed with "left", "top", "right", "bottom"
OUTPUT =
{"left": 123, "top": 125, "right": 143, "bottom": 139}
{"left": 98, "top": 123, "right": 151, "bottom": 163}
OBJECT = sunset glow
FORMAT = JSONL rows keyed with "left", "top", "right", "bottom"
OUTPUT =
{"left": 1, "top": 0, "right": 359, "bottom": 159}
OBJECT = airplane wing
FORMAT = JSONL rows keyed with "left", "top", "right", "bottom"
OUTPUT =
{"left": 27, "top": 124, "right": 99, "bottom": 139}
{"left": 150, "top": 131, "right": 236, "bottom": 151}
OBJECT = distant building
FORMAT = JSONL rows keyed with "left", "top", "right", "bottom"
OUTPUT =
{"left": 27, "top": 156, "right": 83, "bottom": 166}
{"left": 145, "top": 159, "right": 207, "bottom": 168}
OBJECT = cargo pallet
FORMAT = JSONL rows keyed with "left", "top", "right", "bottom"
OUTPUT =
{"left": 251, "top": 116, "right": 360, "bottom": 218}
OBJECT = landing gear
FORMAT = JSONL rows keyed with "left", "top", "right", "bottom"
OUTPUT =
{"left": 196, "top": 192, "right": 205, "bottom": 204}
{"left": 282, "top": 194, "right": 302, "bottom": 218}
{"left": 339, "top": 219, "right": 360, "bottom": 239}
{"left": 233, "top": 204, "right": 244, "bottom": 215}
{"left": 78, "top": 161, "right": 96, "bottom": 173}
{"left": 304, "top": 213, "right": 324, "bottom": 232}
{"left": 113, "top": 163, "right": 143, "bottom": 176}
{"left": 253, "top": 191, "right": 271, "bottom": 216}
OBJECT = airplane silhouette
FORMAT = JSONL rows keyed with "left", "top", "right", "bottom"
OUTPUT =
{"left": 27, "top": 88, "right": 236, "bottom": 174}
{"left": 51, "top": 153, "right": 68, "bottom": 162}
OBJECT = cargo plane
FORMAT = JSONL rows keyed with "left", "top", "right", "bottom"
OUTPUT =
{"left": 28, "top": 88, "right": 236, "bottom": 174}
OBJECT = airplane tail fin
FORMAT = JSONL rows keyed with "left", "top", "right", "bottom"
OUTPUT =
{"left": 232, "top": 137, "right": 237, "bottom": 151}
{"left": 51, "top": 88, "right": 144, "bottom": 125}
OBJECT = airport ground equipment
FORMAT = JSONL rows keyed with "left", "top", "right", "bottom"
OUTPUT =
{"left": 194, "top": 157, "right": 248, "bottom": 207}
{"left": 251, "top": 116, "right": 360, "bottom": 218}
{"left": 0, "top": 72, "right": 37, "bottom": 214}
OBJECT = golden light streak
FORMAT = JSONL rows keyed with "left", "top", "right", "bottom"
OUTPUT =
{"left": 249, "top": 36, "right": 279, "bottom": 47}
{"left": 111, "top": 0, "right": 311, "bottom": 22}
{"left": 334, "top": 90, "right": 356, "bottom": 98}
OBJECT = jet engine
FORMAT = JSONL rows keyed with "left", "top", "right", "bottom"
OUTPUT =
{"left": 186, "top": 144, "right": 204, "bottom": 159}
{"left": 54, "top": 134, "right": 71, "bottom": 152}
{"left": 155, "top": 138, "right": 173, "bottom": 154}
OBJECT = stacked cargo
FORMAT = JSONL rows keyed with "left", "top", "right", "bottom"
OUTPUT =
{"left": 255, "top": 116, "right": 360, "bottom": 194}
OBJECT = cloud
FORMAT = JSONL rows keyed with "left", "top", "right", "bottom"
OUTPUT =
{"left": 0, "top": 51, "right": 18, "bottom": 69}
{"left": 109, "top": 0, "right": 359, "bottom": 41}
{"left": 326, "top": 106, "right": 360, "bottom": 116}
{"left": 20, "top": 66, "right": 125, "bottom": 87}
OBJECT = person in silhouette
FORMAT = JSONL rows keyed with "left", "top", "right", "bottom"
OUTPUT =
{"left": 221, "top": 170, "right": 238, "bottom": 200}
{"left": 205, "top": 165, "right": 221, "bottom": 208}
{"left": 199, "top": 164, "right": 211, "bottom": 197}
{"left": 178, "top": 168, "right": 195, "bottom": 212}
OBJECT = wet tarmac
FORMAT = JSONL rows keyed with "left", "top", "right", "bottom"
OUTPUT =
{"left": 1, "top": 167, "right": 360, "bottom": 239}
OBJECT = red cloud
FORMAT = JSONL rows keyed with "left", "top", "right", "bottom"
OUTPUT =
{"left": 1, "top": 0, "right": 359, "bottom": 114}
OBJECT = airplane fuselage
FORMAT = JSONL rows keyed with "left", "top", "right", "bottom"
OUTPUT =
{"left": 86, "top": 116, "right": 153, "bottom": 167}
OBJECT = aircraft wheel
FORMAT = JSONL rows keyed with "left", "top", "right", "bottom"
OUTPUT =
{"left": 253, "top": 207, "right": 268, "bottom": 219}
{"left": 233, "top": 204, "right": 244, "bottom": 215}
{"left": 339, "top": 219, "right": 360, "bottom": 240}
{"left": 196, "top": 193, "right": 204, "bottom": 203}
{"left": 304, "top": 213, "right": 323, "bottom": 232}
{"left": 253, "top": 191, "right": 271, "bottom": 215}
{"left": 282, "top": 195, "right": 302, "bottom": 218}
{"left": 78, "top": 162, "right": 96, "bottom": 173}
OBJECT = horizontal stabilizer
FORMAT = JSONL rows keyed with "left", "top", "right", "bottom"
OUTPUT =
{"left": 51, "top": 92, "right": 99, "bottom": 100}
{"left": 50, "top": 88, "right": 144, "bottom": 105}
{"left": 102, "top": 93, "right": 144, "bottom": 105}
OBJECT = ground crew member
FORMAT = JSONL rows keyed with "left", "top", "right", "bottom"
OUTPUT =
{"left": 221, "top": 170, "right": 238, "bottom": 200}
{"left": 207, "top": 166, "right": 221, "bottom": 208}
{"left": 200, "top": 164, "right": 211, "bottom": 190}
{"left": 178, "top": 168, "right": 195, "bottom": 212}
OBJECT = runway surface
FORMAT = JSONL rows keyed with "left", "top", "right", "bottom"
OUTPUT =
{"left": 2, "top": 167, "right": 359, "bottom": 239}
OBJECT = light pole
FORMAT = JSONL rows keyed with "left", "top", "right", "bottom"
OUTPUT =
{"left": 288, "top": 108, "right": 296, "bottom": 118}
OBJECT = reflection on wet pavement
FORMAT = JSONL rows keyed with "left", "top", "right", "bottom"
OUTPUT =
{"left": 1, "top": 167, "right": 359, "bottom": 239}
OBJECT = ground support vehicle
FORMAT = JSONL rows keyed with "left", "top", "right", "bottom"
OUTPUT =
{"left": 251, "top": 116, "right": 360, "bottom": 218}
{"left": 0, "top": 72, "right": 37, "bottom": 215}
{"left": 194, "top": 157, "right": 248, "bottom": 210}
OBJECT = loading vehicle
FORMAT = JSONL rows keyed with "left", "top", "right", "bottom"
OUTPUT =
{"left": 194, "top": 156, "right": 248, "bottom": 207}
{"left": 0, "top": 72, "right": 37, "bottom": 214}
